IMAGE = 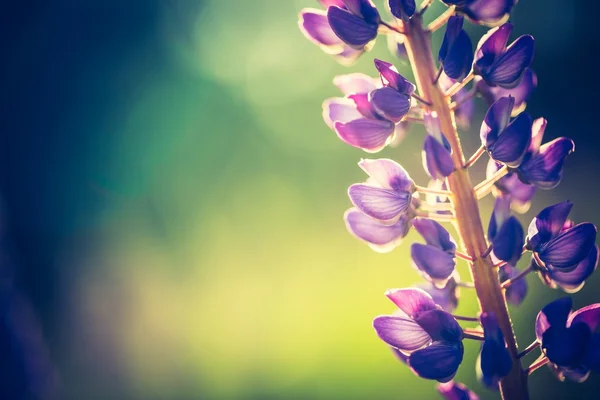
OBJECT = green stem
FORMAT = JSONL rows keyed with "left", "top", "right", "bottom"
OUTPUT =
{"left": 403, "top": 15, "right": 529, "bottom": 400}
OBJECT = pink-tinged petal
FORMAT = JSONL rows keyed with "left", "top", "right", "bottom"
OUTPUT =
{"left": 535, "top": 297, "right": 572, "bottom": 341}
{"left": 539, "top": 223, "right": 597, "bottom": 269}
{"left": 475, "top": 23, "right": 513, "bottom": 68}
{"left": 298, "top": 9, "right": 343, "bottom": 47}
{"left": 373, "top": 315, "right": 432, "bottom": 351}
{"left": 569, "top": 303, "right": 600, "bottom": 332}
{"left": 409, "top": 341, "right": 464, "bottom": 382}
{"left": 529, "top": 117, "right": 547, "bottom": 153}
{"left": 348, "top": 93, "right": 378, "bottom": 119}
{"left": 437, "top": 381, "right": 480, "bottom": 400}
{"left": 358, "top": 158, "right": 414, "bottom": 192}
{"left": 348, "top": 183, "right": 411, "bottom": 223}
{"left": 333, "top": 72, "right": 379, "bottom": 95}
{"left": 333, "top": 118, "right": 395, "bottom": 152}
{"left": 374, "top": 59, "right": 416, "bottom": 94}
{"left": 319, "top": 0, "right": 346, "bottom": 7}
{"left": 327, "top": 6, "right": 378, "bottom": 48}
{"left": 547, "top": 245, "right": 598, "bottom": 293}
{"left": 344, "top": 208, "right": 410, "bottom": 252}
{"left": 322, "top": 98, "right": 362, "bottom": 129}
{"left": 342, "top": 0, "right": 380, "bottom": 23}
{"left": 385, "top": 288, "right": 438, "bottom": 317}
{"left": 369, "top": 87, "right": 411, "bottom": 123}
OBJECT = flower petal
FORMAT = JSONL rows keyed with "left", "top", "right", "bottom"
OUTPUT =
{"left": 569, "top": 302, "right": 600, "bottom": 332}
{"left": 539, "top": 223, "right": 597, "bottom": 269}
{"left": 461, "top": 0, "right": 516, "bottom": 27}
{"left": 437, "top": 381, "right": 479, "bottom": 400}
{"left": 409, "top": 341, "right": 464, "bottom": 382}
{"left": 480, "top": 96, "right": 514, "bottom": 147}
{"left": 373, "top": 315, "right": 432, "bottom": 351}
{"left": 486, "top": 35, "right": 534, "bottom": 88}
{"left": 547, "top": 245, "right": 598, "bottom": 293}
{"left": 327, "top": 5, "right": 378, "bottom": 47}
{"left": 344, "top": 208, "right": 410, "bottom": 252}
{"left": 478, "top": 313, "right": 512, "bottom": 388}
{"left": 385, "top": 288, "right": 438, "bottom": 317}
{"left": 475, "top": 23, "right": 513, "bottom": 69}
{"left": 411, "top": 244, "right": 456, "bottom": 283}
{"left": 423, "top": 135, "right": 455, "bottom": 180}
{"left": 348, "top": 183, "right": 411, "bottom": 223}
{"left": 333, "top": 72, "right": 379, "bottom": 95}
{"left": 440, "top": 17, "right": 474, "bottom": 82}
{"left": 389, "top": 0, "right": 416, "bottom": 20}
{"left": 322, "top": 98, "right": 363, "bottom": 129}
{"left": 526, "top": 201, "right": 573, "bottom": 251}
{"left": 412, "top": 218, "right": 456, "bottom": 252}
{"left": 542, "top": 324, "right": 591, "bottom": 367}
{"left": 535, "top": 297, "right": 572, "bottom": 341}
{"left": 374, "top": 59, "right": 415, "bottom": 94}
{"left": 477, "top": 68, "right": 537, "bottom": 112}
{"left": 369, "top": 87, "right": 411, "bottom": 123}
{"left": 519, "top": 137, "right": 575, "bottom": 189}
{"left": 492, "top": 216, "right": 524, "bottom": 264}
{"left": 417, "top": 279, "right": 459, "bottom": 313}
{"left": 414, "top": 309, "right": 463, "bottom": 343}
{"left": 500, "top": 264, "right": 528, "bottom": 306}
{"left": 299, "top": 9, "right": 343, "bottom": 47}
{"left": 488, "top": 112, "right": 532, "bottom": 167}
{"left": 358, "top": 158, "right": 414, "bottom": 192}
{"left": 334, "top": 118, "right": 395, "bottom": 152}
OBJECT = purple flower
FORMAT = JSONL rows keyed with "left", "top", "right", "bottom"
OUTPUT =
{"left": 344, "top": 207, "right": 413, "bottom": 252}
{"left": 327, "top": 0, "right": 380, "bottom": 48}
{"left": 536, "top": 245, "right": 599, "bottom": 293}
{"left": 324, "top": 73, "right": 404, "bottom": 152}
{"left": 422, "top": 112, "right": 455, "bottom": 179}
{"left": 370, "top": 59, "right": 415, "bottom": 121}
{"left": 486, "top": 159, "right": 536, "bottom": 213}
{"left": 517, "top": 118, "right": 575, "bottom": 189}
{"left": 535, "top": 297, "right": 600, "bottom": 382}
{"left": 474, "top": 23, "right": 534, "bottom": 89}
{"left": 477, "top": 313, "right": 512, "bottom": 388}
{"left": 416, "top": 275, "right": 460, "bottom": 313}
{"left": 439, "top": 73, "right": 474, "bottom": 131}
{"left": 480, "top": 96, "right": 532, "bottom": 167}
{"left": 388, "top": 0, "right": 416, "bottom": 20}
{"left": 526, "top": 202, "right": 597, "bottom": 280}
{"left": 437, "top": 381, "right": 479, "bottom": 400}
{"left": 373, "top": 288, "right": 464, "bottom": 382}
{"left": 499, "top": 264, "right": 528, "bottom": 306}
{"left": 411, "top": 218, "right": 457, "bottom": 287}
{"left": 298, "top": 3, "right": 364, "bottom": 65}
{"left": 477, "top": 68, "right": 537, "bottom": 114}
{"left": 442, "top": 0, "right": 517, "bottom": 27}
{"left": 439, "top": 16, "right": 474, "bottom": 81}
{"left": 348, "top": 159, "right": 416, "bottom": 224}
{"left": 488, "top": 196, "right": 524, "bottom": 265}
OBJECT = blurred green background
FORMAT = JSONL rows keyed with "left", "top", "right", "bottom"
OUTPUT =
{"left": 1, "top": 0, "right": 600, "bottom": 399}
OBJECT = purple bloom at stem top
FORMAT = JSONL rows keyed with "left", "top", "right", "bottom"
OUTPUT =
{"left": 373, "top": 288, "right": 464, "bottom": 382}
{"left": 477, "top": 313, "right": 512, "bottom": 389}
{"left": 439, "top": 16, "right": 474, "bottom": 81}
{"left": 474, "top": 23, "right": 534, "bottom": 89}
{"left": 526, "top": 202, "right": 598, "bottom": 289}
{"left": 516, "top": 118, "right": 575, "bottom": 189}
{"left": 536, "top": 297, "right": 600, "bottom": 382}
{"left": 348, "top": 159, "right": 415, "bottom": 223}
{"left": 388, "top": 0, "right": 416, "bottom": 21}
{"left": 477, "top": 68, "right": 537, "bottom": 115}
{"left": 298, "top": 1, "right": 365, "bottom": 65}
{"left": 411, "top": 218, "right": 457, "bottom": 287}
{"left": 499, "top": 264, "right": 528, "bottom": 306}
{"left": 327, "top": 0, "right": 380, "bottom": 48}
{"left": 442, "top": 0, "right": 517, "bottom": 27}
{"left": 488, "top": 196, "right": 524, "bottom": 265}
{"left": 423, "top": 112, "right": 454, "bottom": 180}
{"left": 437, "top": 380, "right": 479, "bottom": 400}
{"left": 487, "top": 159, "right": 536, "bottom": 213}
{"left": 344, "top": 207, "right": 413, "bottom": 253}
{"left": 480, "top": 96, "right": 532, "bottom": 168}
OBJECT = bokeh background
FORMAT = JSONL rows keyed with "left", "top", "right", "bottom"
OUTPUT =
{"left": 1, "top": 0, "right": 599, "bottom": 398}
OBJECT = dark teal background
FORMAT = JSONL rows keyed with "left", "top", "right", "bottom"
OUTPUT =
{"left": 1, "top": 0, "right": 600, "bottom": 398}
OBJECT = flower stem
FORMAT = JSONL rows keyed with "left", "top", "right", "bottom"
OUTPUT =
{"left": 474, "top": 165, "right": 508, "bottom": 193}
{"left": 463, "top": 146, "right": 486, "bottom": 169}
{"left": 418, "top": 0, "right": 434, "bottom": 16}
{"left": 427, "top": 6, "right": 456, "bottom": 32}
{"left": 403, "top": 15, "right": 528, "bottom": 400}
{"left": 517, "top": 342, "right": 540, "bottom": 359}
{"left": 415, "top": 185, "right": 451, "bottom": 196}
{"left": 411, "top": 93, "right": 432, "bottom": 106}
{"left": 453, "top": 314, "right": 479, "bottom": 322}
{"left": 457, "top": 281, "right": 475, "bottom": 288}
{"left": 455, "top": 251, "right": 473, "bottom": 262}
{"left": 445, "top": 72, "right": 474, "bottom": 97}
{"left": 379, "top": 21, "right": 405, "bottom": 35}
{"left": 415, "top": 211, "right": 455, "bottom": 222}
{"left": 526, "top": 356, "right": 549, "bottom": 375}
{"left": 501, "top": 265, "right": 533, "bottom": 289}
{"left": 463, "top": 332, "right": 485, "bottom": 341}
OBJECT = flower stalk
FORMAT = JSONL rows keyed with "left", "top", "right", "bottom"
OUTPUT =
{"left": 403, "top": 15, "right": 528, "bottom": 400}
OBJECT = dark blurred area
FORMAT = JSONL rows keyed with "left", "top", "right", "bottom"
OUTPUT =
{"left": 1, "top": 0, "right": 600, "bottom": 399}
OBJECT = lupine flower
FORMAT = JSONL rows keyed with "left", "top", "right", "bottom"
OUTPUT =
{"left": 535, "top": 245, "right": 598, "bottom": 294}
{"left": 439, "top": 73, "right": 474, "bottom": 131}
{"left": 437, "top": 380, "right": 479, "bottom": 400}
{"left": 417, "top": 275, "right": 460, "bottom": 313}
{"left": 324, "top": 72, "right": 405, "bottom": 152}
{"left": 477, "top": 312, "right": 512, "bottom": 388}
{"left": 516, "top": 118, "right": 575, "bottom": 189}
{"left": 439, "top": 16, "right": 474, "bottom": 81}
{"left": 535, "top": 297, "right": 600, "bottom": 382}
{"left": 327, "top": 0, "right": 380, "bottom": 48}
{"left": 499, "top": 264, "right": 528, "bottom": 306}
{"left": 344, "top": 207, "right": 413, "bottom": 252}
{"left": 371, "top": 59, "right": 415, "bottom": 122}
{"left": 480, "top": 96, "right": 532, "bottom": 168}
{"left": 388, "top": 0, "right": 416, "bottom": 20}
{"left": 373, "top": 288, "right": 464, "bottom": 382}
{"left": 423, "top": 112, "right": 454, "bottom": 180}
{"left": 298, "top": 2, "right": 366, "bottom": 65}
{"left": 477, "top": 68, "right": 537, "bottom": 115}
{"left": 348, "top": 159, "right": 416, "bottom": 223}
{"left": 488, "top": 196, "right": 524, "bottom": 264}
{"left": 442, "top": 0, "right": 517, "bottom": 27}
{"left": 411, "top": 218, "right": 457, "bottom": 287}
{"left": 474, "top": 23, "right": 534, "bottom": 89}
{"left": 526, "top": 202, "right": 597, "bottom": 284}
{"left": 487, "top": 159, "right": 536, "bottom": 213}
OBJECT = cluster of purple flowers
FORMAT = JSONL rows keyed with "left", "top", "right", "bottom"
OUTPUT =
{"left": 298, "top": 0, "right": 598, "bottom": 398}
